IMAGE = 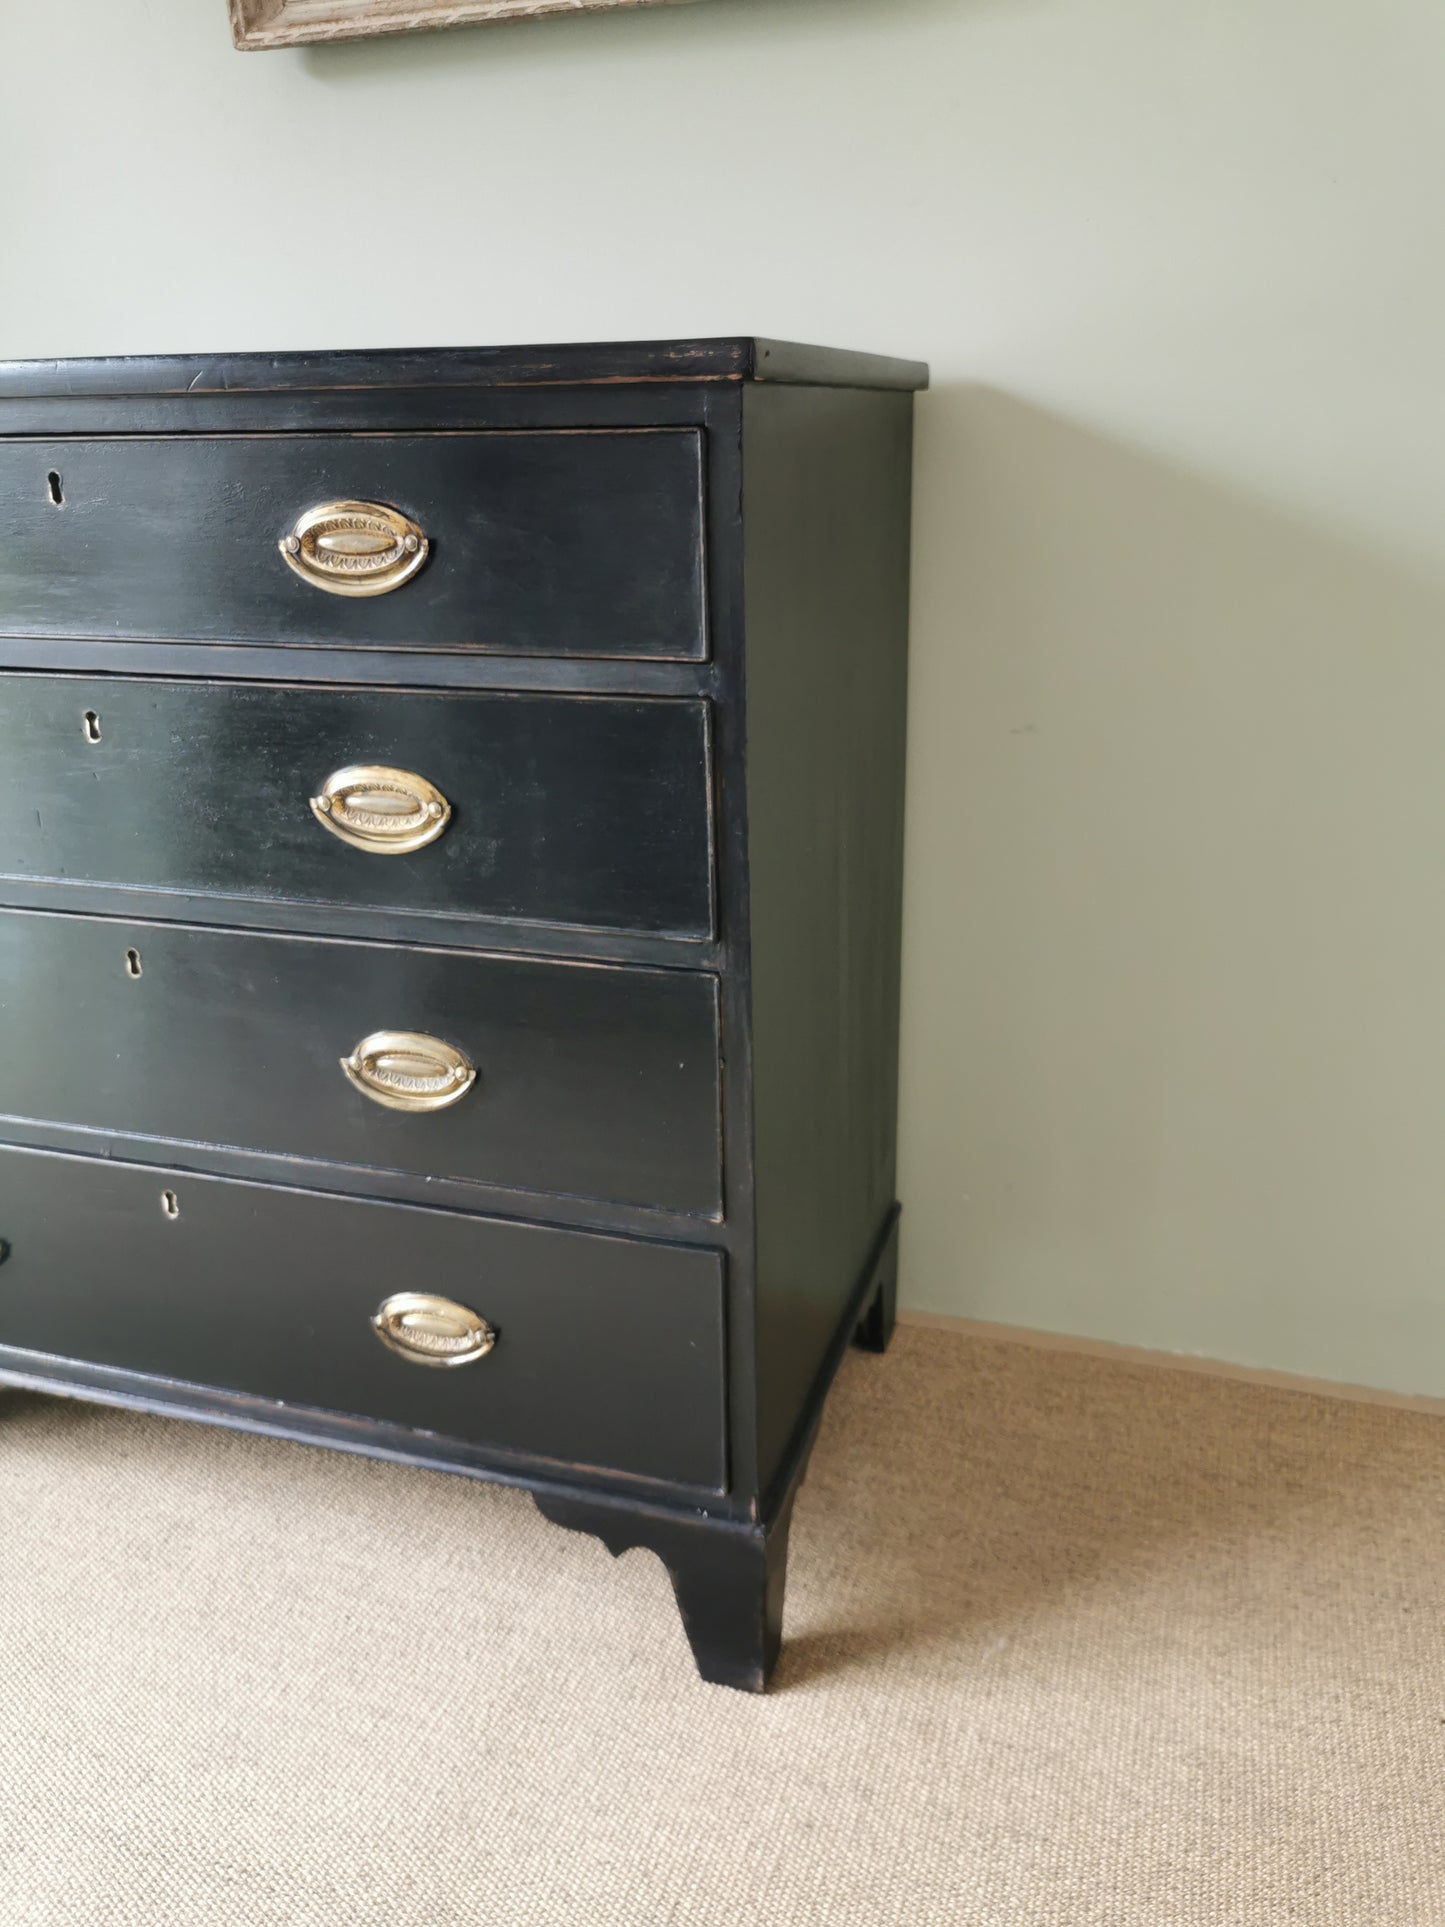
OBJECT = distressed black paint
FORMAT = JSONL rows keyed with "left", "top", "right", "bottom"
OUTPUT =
{"left": 0, "top": 431, "right": 707, "bottom": 659}
{"left": 0, "top": 911, "right": 723, "bottom": 1217}
{"left": 0, "top": 675, "right": 714, "bottom": 939}
{"left": 0, "top": 1146, "right": 727, "bottom": 1488}
{"left": 0, "top": 340, "right": 923, "bottom": 1692}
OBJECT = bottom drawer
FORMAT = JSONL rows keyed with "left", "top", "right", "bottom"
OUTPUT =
{"left": 0, "top": 1148, "right": 727, "bottom": 1489}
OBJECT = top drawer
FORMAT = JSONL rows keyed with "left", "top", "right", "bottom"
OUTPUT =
{"left": 0, "top": 432, "right": 707, "bottom": 660}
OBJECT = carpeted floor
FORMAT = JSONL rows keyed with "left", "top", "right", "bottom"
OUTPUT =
{"left": 2, "top": 1322, "right": 1444, "bottom": 1925}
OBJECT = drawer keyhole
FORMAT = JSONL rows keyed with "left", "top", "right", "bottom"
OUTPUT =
{"left": 47, "top": 470, "right": 64, "bottom": 507}
{"left": 161, "top": 1190, "right": 179, "bottom": 1220}
{"left": 124, "top": 948, "right": 142, "bottom": 978}
{"left": 82, "top": 710, "right": 101, "bottom": 744}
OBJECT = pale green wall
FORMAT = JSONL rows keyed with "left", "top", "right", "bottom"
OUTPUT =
{"left": 4, "top": 0, "right": 1444, "bottom": 1391}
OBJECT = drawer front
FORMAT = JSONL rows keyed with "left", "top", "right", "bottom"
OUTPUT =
{"left": 0, "top": 1148, "right": 726, "bottom": 1487}
{"left": 0, "top": 432, "right": 706, "bottom": 659}
{"left": 0, "top": 913, "right": 722, "bottom": 1217}
{"left": 0, "top": 676, "right": 714, "bottom": 940}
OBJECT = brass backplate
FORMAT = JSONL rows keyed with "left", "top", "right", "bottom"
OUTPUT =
{"left": 311, "top": 764, "right": 452, "bottom": 855}
{"left": 341, "top": 1030, "right": 476, "bottom": 1113}
{"left": 280, "top": 499, "right": 428, "bottom": 598}
{"left": 372, "top": 1292, "right": 496, "bottom": 1368}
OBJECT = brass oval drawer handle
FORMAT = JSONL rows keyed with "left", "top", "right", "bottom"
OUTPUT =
{"left": 311, "top": 765, "right": 452, "bottom": 854}
{"left": 373, "top": 1292, "right": 496, "bottom": 1369}
{"left": 341, "top": 1030, "right": 476, "bottom": 1112}
{"left": 280, "top": 499, "right": 429, "bottom": 598}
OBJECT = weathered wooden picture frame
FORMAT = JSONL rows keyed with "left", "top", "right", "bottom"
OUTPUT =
{"left": 229, "top": 0, "right": 684, "bottom": 51}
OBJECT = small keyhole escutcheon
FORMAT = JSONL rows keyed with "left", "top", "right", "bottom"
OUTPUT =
{"left": 125, "top": 949, "right": 142, "bottom": 978}
{"left": 47, "top": 471, "right": 64, "bottom": 507}
{"left": 161, "top": 1190, "right": 180, "bottom": 1220}
{"left": 82, "top": 711, "right": 101, "bottom": 744}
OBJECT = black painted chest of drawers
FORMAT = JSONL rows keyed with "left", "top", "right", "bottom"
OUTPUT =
{"left": 0, "top": 338, "right": 924, "bottom": 1690}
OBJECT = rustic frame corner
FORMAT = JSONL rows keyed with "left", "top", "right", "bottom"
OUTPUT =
{"left": 229, "top": 0, "right": 688, "bottom": 50}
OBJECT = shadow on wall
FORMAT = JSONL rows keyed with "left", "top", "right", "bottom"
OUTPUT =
{"left": 900, "top": 385, "right": 1445, "bottom": 1391}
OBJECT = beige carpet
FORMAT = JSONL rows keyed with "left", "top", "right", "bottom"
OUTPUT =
{"left": 3, "top": 1324, "right": 1445, "bottom": 1925}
